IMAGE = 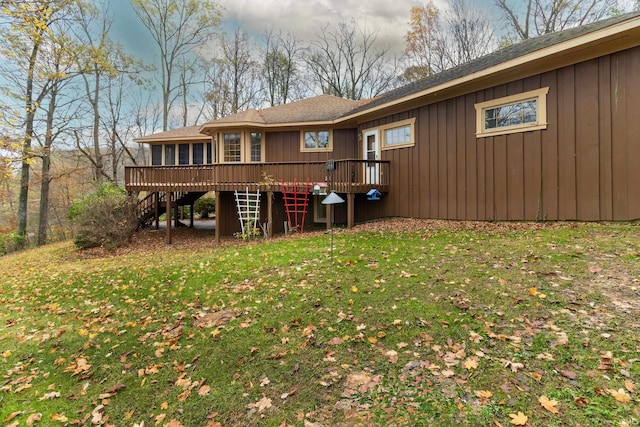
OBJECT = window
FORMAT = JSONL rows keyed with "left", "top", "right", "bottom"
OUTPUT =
{"left": 165, "top": 144, "right": 175, "bottom": 165}
{"left": 301, "top": 130, "right": 332, "bottom": 152}
{"left": 475, "top": 87, "right": 549, "bottom": 137}
{"left": 250, "top": 132, "right": 262, "bottom": 162}
{"left": 178, "top": 144, "right": 189, "bottom": 165}
{"left": 206, "top": 142, "right": 212, "bottom": 164}
{"left": 223, "top": 133, "right": 241, "bottom": 162}
{"left": 193, "top": 143, "right": 204, "bottom": 165}
{"left": 151, "top": 145, "right": 162, "bottom": 165}
{"left": 380, "top": 118, "right": 416, "bottom": 150}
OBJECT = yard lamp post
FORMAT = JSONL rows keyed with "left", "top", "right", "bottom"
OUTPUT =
{"left": 321, "top": 191, "right": 345, "bottom": 261}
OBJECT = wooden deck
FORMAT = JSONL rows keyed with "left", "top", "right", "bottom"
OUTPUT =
{"left": 124, "top": 159, "right": 390, "bottom": 194}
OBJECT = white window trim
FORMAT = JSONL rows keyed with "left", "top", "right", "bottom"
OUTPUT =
{"left": 475, "top": 87, "right": 549, "bottom": 138}
{"left": 300, "top": 129, "right": 333, "bottom": 152}
{"left": 379, "top": 118, "right": 416, "bottom": 150}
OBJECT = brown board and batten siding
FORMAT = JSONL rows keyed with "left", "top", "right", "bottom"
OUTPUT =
{"left": 264, "top": 129, "right": 358, "bottom": 163}
{"left": 360, "top": 45, "right": 640, "bottom": 222}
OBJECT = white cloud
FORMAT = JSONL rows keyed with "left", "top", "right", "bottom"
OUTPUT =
{"left": 216, "top": 0, "right": 449, "bottom": 54}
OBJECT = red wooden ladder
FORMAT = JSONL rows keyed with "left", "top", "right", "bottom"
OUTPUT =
{"left": 281, "top": 179, "right": 310, "bottom": 232}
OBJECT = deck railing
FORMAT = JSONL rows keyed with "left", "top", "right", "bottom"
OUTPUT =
{"left": 125, "top": 159, "right": 390, "bottom": 193}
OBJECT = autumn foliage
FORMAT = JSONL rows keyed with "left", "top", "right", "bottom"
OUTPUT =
{"left": 68, "top": 183, "right": 137, "bottom": 249}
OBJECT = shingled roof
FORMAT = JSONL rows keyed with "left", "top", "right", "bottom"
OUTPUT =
{"left": 134, "top": 126, "right": 211, "bottom": 143}
{"left": 345, "top": 11, "right": 640, "bottom": 117}
{"left": 200, "top": 94, "right": 368, "bottom": 133}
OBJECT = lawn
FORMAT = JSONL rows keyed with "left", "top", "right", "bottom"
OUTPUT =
{"left": 0, "top": 220, "right": 638, "bottom": 427}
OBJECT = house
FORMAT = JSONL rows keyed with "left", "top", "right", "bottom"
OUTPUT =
{"left": 126, "top": 12, "right": 640, "bottom": 242}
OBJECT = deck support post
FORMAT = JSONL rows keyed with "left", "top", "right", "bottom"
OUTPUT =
{"left": 154, "top": 192, "right": 160, "bottom": 230}
{"left": 267, "top": 191, "right": 273, "bottom": 239}
{"left": 189, "top": 202, "right": 194, "bottom": 228}
{"left": 347, "top": 192, "right": 355, "bottom": 229}
{"left": 166, "top": 191, "right": 172, "bottom": 244}
{"left": 174, "top": 199, "right": 180, "bottom": 228}
{"left": 214, "top": 191, "right": 220, "bottom": 243}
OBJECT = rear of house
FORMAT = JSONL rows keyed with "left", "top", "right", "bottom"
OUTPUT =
{"left": 126, "top": 12, "right": 640, "bottom": 241}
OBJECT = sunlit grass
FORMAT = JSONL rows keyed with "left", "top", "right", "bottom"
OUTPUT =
{"left": 0, "top": 223, "right": 638, "bottom": 426}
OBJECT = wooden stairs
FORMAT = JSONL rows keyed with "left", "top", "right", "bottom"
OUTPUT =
{"left": 136, "top": 191, "right": 207, "bottom": 229}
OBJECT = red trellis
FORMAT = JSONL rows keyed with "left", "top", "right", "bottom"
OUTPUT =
{"left": 281, "top": 179, "right": 310, "bottom": 232}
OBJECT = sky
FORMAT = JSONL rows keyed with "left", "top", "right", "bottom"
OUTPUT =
{"left": 110, "top": 0, "right": 457, "bottom": 60}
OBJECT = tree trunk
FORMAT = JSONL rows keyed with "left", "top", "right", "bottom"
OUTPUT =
{"left": 38, "top": 80, "right": 58, "bottom": 246}
{"left": 17, "top": 41, "right": 41, "bottom": 244}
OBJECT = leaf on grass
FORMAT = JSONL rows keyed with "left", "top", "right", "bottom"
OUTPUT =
{"left": 573, "top": 396, "right": 589, "bottom": 407}
{"left": 464, "top": 358, "right": 479, "bottom": 370}
{"left": 26, "top": 413, "right": 41, "bottom": 425}
{"left": 38, "top": 391, "right": 61, "bottom": 400}
{"left": 248, "top": 396, "right": 272, "bottom": 413}
{"left": 3, "top": 412, "right": 24, "bottom": 424}
{"left": 475, "top": 390, "right": 493, "bottom": 400}
{"left": 624, "top": 381, "right": 636, "bottom": 393}
{"left": 91, "top": 405, "right": 104, "bottom": 424}
{"left": 198, "top": 385, "right": 211, "bottom": 396}
{"left": 538, "top": 395, "right": 559, "bottom": 414}
{"left": 609, "top": 388, "right": 631, "bottom": 404}
{"left": 164, "top": 420, "right": 184, "bottom": 427}
{"left": 51, "top": 413, "right": 68, "bottom": 422}
{"left": 508, "top": 412, "right": 528, "bottom": 425}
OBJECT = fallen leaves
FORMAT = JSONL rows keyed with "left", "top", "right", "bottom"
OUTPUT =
{"left": 538, "top": 395, "right": 560, "bottom": 414}
{"left": 609, "top": 388, "right": 632, "bottom": 404}
{"left": 64, "top": 357, "right": 91, "bottom": 376}
{"left": 247, "top": 395, "right": 273, "bottom": 413}
{"left": 508, "top": 411, "right": 528, "bottom": 425}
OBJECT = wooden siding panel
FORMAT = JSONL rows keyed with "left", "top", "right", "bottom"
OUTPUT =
{"left": 598, "top": 56, "right": 613, "bottom": 220}
{"left": 475, "top": 91, "right": 487, "bottom": 219}
{"left": 437, "top": 102, "right": 448, "bottom": 218}
{"left": 611, "top": 53, "right": 628, "bottom": 219}
{"left": 485, "top": 137, "right": 494, "bottom": 220}
{"left": 446, "top": 99, "right": 458, "bottom": 218}
{"left": 465, "top": 94, "right": 477, "bottom": 220}
{"left": 456, "top": 96, "right": 466, "bottom": 219}
{"left": 493, "top": 134, "right": 508, "bottom": 220}
{"left": 522, "top": 76, "right": 542, "bottom": 220}
{"left": 506, "top": 132, "right": 525, "bottom": 219}
{"left": 625, "top": 48, "right": 640, "bottom": 220}
{"left": 417, "top": 107, "right": 430, "bottom": 217}
{"left": 429, "top": 106, "right": 439, "bottom": 217}
{"left": 541, "top": 71, "right": 559, "bottom": 220}
{"left": 575, "top": 59, "right": 601, "bottom": 220}
{"left": 557, "top": 66, "right": 577, "bottom": 219}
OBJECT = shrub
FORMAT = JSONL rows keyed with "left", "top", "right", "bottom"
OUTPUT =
{"left": 194, "top": 197, "right": 216, "bottom": 218}
{"left": 0, "top": 232, "right": 28, "bottom": 256}
{"left": 69, "top": 183, "right": 137, "bottom": 250}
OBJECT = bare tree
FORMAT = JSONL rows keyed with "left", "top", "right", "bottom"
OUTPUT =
{"left": 404, "top": 0, "right": 495, "bottom": 81}
{"left": 132, "top": 0, "right": 221, "bottom": 130}
{"left": 72, "top": 1, "right": 139, "bottom": 182}
{"left": 496, "top": 0, "right": 621, "bottom": 42}
{"left": 208, "top": 29, "right": 263, "bottom": 115}
{"left": 305, "top": 21, "right": 399, "bottom": 100}
{"left": 262, "top": 30, "right": 305, "bottom": 106}
{"left": 443, "top": 0, "right": 496, "bottom": 66}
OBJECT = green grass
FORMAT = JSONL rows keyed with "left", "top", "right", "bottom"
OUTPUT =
{"left": 0, "top": 223, "right": 639, "bottom": 426}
